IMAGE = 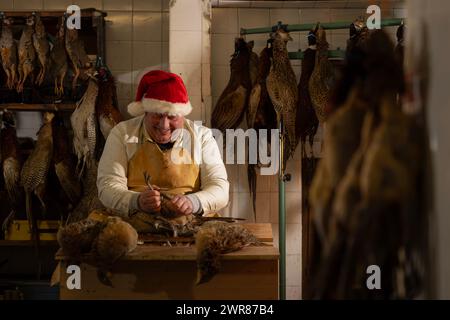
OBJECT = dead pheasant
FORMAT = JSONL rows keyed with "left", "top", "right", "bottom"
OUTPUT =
{"left": 95, "top": 68, "right": 123, "bottom": 140}
{"left": 70, "top": 79, "right": 98, "bottom": 178}
{"left": 1, "top": 111, "right": 23, "bottom": 231}
{"left": 211, "top": 38, "right": 254, "bottom": 132}
{"left": 310, "top": 30, "right": 419, "bottom": 300}
{"left": 50, "top": 16, "right": 68, "bottom": 97}
{"left": 67, "top": 160, "right": 104, "bottom": 223}
{"left": 65, "top": 26, "right": 92, "bottom": 96}
{"left": 195, "top": 221, "right": 261, "bottom": 285}
{"left": 246, "top": 45, "right": 277, "bottom": 217}
{"left": 17, "top": 15, "right": 36, "bottom": 93}
{"left": 92, "top": 216, "right": 138, "bottom": 286}
{"left": 297, "top": 29, "right": 319, "bottom": 157}
{"left": 309, "top": 24, "right": 335, "bottom": 123}
{"left": 20, "top": 112, "right": 54, "bottom": 276}
{"left": 266, "top": 28, "right": 299, "bottom": 165}
{"left": 32, "top": 13, "right": 50, "bottom": 86}
{"left": 310, "top": 88, "right": 368, "bottom": 240}
{"left": 52, "top": 114, "right": 82, "bottom": 208}
{"left": 0, "top": 16, "right": 18, "bottom": 90}
{"left": 57, "top": 217, "right": 104, "bottom": 260}
{"left": 329, "top": 20, "right": 369, "bottom": 113}
{"left": 58, "top": 214, "right": 138, "bottom": 287}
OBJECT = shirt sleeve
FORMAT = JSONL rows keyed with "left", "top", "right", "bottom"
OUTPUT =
{"left": 97, "top": 125, "right": 139, "bottom": 217}
{"left": 191, "top": 126, "right": 230, "bottom": 214}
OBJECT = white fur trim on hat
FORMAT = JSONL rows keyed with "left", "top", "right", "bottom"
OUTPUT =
{"left": 127, "top": 98, "right": 192, "bottom": 117}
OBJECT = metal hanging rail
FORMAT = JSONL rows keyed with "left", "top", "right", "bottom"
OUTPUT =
{"left": 240, "top": 18, "right": 404, "bottom": 35}
{"left": 288, "top": 49, "right": 346, "bottom": 60}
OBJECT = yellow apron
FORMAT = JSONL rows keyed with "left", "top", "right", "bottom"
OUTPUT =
{"left": 126, "top": 120, "right": 201, "bottom": 231}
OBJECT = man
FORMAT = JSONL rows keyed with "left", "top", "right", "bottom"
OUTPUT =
{"left": 97, "top": 70, "right": 229, "bottom": 224}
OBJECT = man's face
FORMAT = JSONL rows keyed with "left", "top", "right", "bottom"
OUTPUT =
{"left": 144, "top": 112, "right": 184, "bottom": 144}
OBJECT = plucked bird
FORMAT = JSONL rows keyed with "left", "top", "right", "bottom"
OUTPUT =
{"left": 266, "top": 28, "right": 299, "bottom": 164}
{"left": 211, "top": 38, "right": 255, "bottom": 132}
{"left": 17, "top": 15, "right": 36, "bottom": 93}
{"left": 32, "top": 13, "right": 50, "bottom": 86}
{"left": 0, "top": 16, "right": 18, "bottom": 90}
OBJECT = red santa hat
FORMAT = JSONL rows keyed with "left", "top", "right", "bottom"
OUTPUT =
{"left": 128, "top": 70, "right": 192, "bottom": 117}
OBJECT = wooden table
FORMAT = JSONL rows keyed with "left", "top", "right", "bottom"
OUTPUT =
{"left": 56, "top": 223, "right": 279, "bottom": 300}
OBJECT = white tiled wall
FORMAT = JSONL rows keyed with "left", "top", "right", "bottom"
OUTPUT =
{"left": 211, "top": 3, "right": 405, "bottom": 300}
{"left": 0, "top": 0, "right": 169, "bottom": 137}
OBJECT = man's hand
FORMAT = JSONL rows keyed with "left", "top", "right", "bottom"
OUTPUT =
{"left": 171, "top": 195, "right": 194, "bottom": 216}
{"left": 138, "top": 186, "right": 161, "bottom": 213}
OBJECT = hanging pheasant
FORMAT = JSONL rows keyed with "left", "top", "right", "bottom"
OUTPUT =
{"left": 329, "top": 19, "right": 369, "bottom": 112}
{"left": 310, "top": 30, "right": 421, "bottom": 300}
{"left": 17, "top": 15, "right": 36, "bottom": 93}
{"left": 50, "top": 16, "right": 68, "bottom": 97}
{"left": 296, "top": 29, "right": 319, "bottom": 157}
{"left": 0, "top": 111, "right": 23, "bottom": 231}
{"left": 309, "top": 24, "right": 335, "bottom": 123}
{"left": 52, "top": 114, "right": 82, "bottom": 208}
{"left": 32, "top": 13, "right": 50, "bottom": 86}
{"left": 65, "top": 25, "right": 92, "bottom": 96}
{"left": 95, "top": 68, "right": 123, "bottom": 140}
{"left": 266, "top": 28, "right": 299, "bottom": 165}
{"left": 0, "top": 16, "right": 18, "bottom": 90}
{"left": 246, "top": 44, "right": 277, "bottom": 217}
{"left": 211, "top": 38, "right": 254, "bottom": 132}
{"left": 70, "top": 78, "right": 98, "bottom": 178}
{"left": 20, "top": 112, "right": 54, "bottom": 267}
{"left": 67, "top": 160, "right": 104, "bottom": 223}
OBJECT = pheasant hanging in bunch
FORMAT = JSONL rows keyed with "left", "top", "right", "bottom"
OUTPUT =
{"left": 211, "top": 38, "right": 255, "bottom": 132}
{"left": 1, "top": 111, "right": 23, "bottom": 231}
{"left": 50, "top": 16, "right": 68, "bottom": 97}
{"left": 17, "top": 15, "right": 36, "bottom": 93}
{"left": 296, "top": 29, "right": 319, "bottom": 156}
{"left": 32, "top": 13, "right": 50, "bottom": 86}
{"left": 246, "top": 43, "right": 277, "bottom": 217}
{"left": 0, "top": 16, "right": 18, "bottom": 90}
{"left": 95, "top": 67, "right": 123, "bottom": 140}
{"left": 309, "top": 24, "right": 335, "bottom": 123}
{"left": 70, "top": 79, "right": 98, "bottom": 178}
{"left": 65, "top": 23, "right": 92, "bottom": 96}
{"left": 20, "top": 112, "right": 55, "bottom": 230}
{"left": 52, "top": 114, "right": 82, "bottom": 209}
{"left": 266, "top": 28, "right": 299, "bottom": 166}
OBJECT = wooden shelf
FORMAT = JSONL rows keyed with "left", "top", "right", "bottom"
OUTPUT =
{"left": 0, "top": 103, "right": 76, "bottom": 112}
{"left": 0, "top": 8, "right": 107, "bottom": 18}
{"left": 0, "top": 240, "right": 58, "bottom": 247}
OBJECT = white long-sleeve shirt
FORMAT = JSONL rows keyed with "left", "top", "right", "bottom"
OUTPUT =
{"left": 97, "top": 115, "right": 229, "bottom": 217}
